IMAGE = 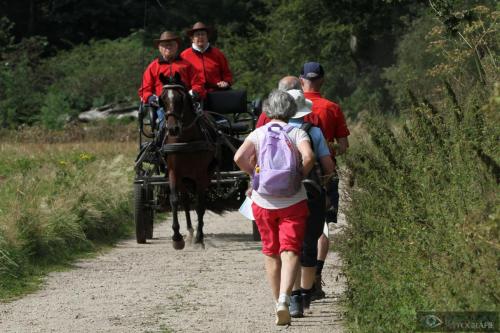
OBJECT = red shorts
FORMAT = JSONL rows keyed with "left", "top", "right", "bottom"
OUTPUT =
{"left": 252, "top": 200, "right": 309, "bottom": 256}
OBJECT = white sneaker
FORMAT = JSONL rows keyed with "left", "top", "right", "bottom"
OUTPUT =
{"left": 275, "top": 302, "right": 291, "bottom": 325}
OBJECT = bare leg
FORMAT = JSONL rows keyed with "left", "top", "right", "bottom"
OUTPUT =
{"left": 264, "top": 255, "right": 281, "bottom": 301}
{"left": 301, "top": 266, "right": 316, "bottom": 290}
{"left": 279, "top": 251, "right": 300, "bottom": 297}
{"left": 293, "top": 268, "right": 301, "bottom": 291}
{"left": 317, "top": 233, "right": 329, "bottom": 261}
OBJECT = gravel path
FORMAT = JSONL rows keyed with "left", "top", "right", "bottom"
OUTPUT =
{"left": 0, "top": 209, "right": 347, "bottom": 333}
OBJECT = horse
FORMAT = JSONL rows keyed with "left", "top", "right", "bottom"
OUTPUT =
{"left": 158, "top": 73, "right": 216, "bottom": 250}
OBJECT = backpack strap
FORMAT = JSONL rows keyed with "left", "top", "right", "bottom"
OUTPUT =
{"left": 300, "top": 122, "right": 314, "bottom": 142}
{"left": 283, "top": 123, "right": 295, "bottom": 133}
{"left": 300, "top": 122, "right": 324, "bottom": 188}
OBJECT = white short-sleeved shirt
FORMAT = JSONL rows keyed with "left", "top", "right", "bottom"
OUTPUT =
{"left": 246, "top": 121, "right": 309, "bottom": 209}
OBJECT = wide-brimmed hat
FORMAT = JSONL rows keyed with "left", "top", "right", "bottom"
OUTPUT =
{"left": 154, "top": 31, "right": 181, "bottom": 47}
{"left": 287, "top": 89, "right": 313, "bottom": 119}
{"left": 186, "top": 22, "right": 213, "bottom": 37}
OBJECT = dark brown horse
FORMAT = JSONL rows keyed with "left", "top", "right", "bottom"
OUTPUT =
{"left": 158, "top": 73, "right": 215, "bottom": 250}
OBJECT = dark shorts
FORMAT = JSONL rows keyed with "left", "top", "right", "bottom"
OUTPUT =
{"left": 301, "top": 190, "right": 326, "bottom": 267}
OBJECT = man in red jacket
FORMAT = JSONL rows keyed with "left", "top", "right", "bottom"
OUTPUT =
{"left": 138, "top": 31, "right": 205, "bottom": 127}
{"left": 181, "top": 22, "right": 233, "bottom": 92}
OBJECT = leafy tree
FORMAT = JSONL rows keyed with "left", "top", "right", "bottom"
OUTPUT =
{"left": 0, "top": 35, "right": 48, "bottom": 127}
{"left": 0, "top": 16, "right": 15, "bottom": 127}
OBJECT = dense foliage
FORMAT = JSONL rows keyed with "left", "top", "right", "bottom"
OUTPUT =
{"left": 339, "top": 3, "right": 499, "bottom": 331}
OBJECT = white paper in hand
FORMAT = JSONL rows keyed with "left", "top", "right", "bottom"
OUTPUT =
{"left": 238, "top": 196, "right": 254, "bottom": 220}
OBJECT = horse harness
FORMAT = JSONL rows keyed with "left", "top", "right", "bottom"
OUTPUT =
{"left": 161, "top": 84, "right": 216, "bottom": 154}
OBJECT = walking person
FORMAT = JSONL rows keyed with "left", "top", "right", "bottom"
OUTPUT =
{"left": 300, "top": 62, "right": 350, "bottom": 298}
{"left": 283, "top": 89, "right": 336, "bottom": 317}
{"left": 234, "top": 89, "right": 314, "bottom": 325}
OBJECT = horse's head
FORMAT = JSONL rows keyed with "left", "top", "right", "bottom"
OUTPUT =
{"left": 159, "top": 73, "right": 191, "bottom": 137}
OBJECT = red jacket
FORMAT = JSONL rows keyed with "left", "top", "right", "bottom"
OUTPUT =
{"left": 303, "top": 91, "right": 349, "bottom": 142}
{"left": 138, "top": 56, "right": 206, "bottom": 103}
{"left": 180, "top": 46, "right": 232, "bottom": 92}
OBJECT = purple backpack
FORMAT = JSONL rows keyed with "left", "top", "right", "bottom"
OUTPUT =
{"left": 252, "top": 123, "right": 303, "bottom": 196}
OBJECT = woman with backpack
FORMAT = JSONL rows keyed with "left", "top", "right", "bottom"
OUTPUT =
{"left": 234, "top": 89, "right": 314, "bottom": 326}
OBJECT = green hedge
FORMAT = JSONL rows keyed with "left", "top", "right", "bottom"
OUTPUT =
{"left": 338, "top": 82, "right": 499, "bottom": 332}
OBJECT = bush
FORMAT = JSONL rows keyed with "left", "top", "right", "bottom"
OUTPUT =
{"left": 338, "top": 3, "right": 499, "bottom": 331}
{"left": 39, "top": 91, "right": 75, "bottom": 129}
{"left": 0, "top": 32, "right": 147, "bottom": 128}
{"left": 340, "top": 84, "right": 498, "bottom": 331}
{"left": 41, "top": 32, "right": 147, "bottom": 111}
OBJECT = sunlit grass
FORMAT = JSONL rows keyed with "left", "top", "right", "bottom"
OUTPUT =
{"left": 0, "top": 136, "right": 138, "bottom": 300}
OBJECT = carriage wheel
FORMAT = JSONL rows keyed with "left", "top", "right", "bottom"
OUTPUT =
{"left": 134, "top": 184, "right": 148, "bottom": 244}
{"left": 252, "top": 220, "right": 261, "bottom": 241}
{"left": 145, "top": 187, "right": 154, "bottom": 239}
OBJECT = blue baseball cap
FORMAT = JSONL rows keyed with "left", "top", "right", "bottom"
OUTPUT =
{"left": 300, "top": 62, "right": 324, "bottom": 80}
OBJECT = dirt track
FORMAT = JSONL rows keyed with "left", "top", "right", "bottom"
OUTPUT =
{"left": 0, "top": 209, "right": 346, "bottom": 333}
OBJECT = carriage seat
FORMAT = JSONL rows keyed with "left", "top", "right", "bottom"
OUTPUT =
{"left": 205, "top": 90, "right": 247, "bottom": 115}
{"left": 204, "top": 90, "right": 251, "bottom": 134}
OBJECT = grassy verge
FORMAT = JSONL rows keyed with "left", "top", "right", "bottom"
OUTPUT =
{"left": 336, "top": 84, "right": 499, "bottom": 332}
{"left": 0, "top": 139, "right": 137, "bottom": 300}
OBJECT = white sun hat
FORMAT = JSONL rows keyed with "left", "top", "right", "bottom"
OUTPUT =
{"left": 287, "top": 89, "right": 313, "bottom": 119}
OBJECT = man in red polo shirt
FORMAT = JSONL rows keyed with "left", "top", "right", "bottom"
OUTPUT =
{"left": 300, "top": 62, "right": 350, "bottom": 156}
{"left": 299, "top": 61, "right": 350, "bottom": 301}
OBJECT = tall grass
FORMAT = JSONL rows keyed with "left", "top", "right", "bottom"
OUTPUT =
{"left": 337, "top": 83, "right": 499, "bottom": 332}
{"left": 0, "top": 137, "right": 137, "bottom": 299}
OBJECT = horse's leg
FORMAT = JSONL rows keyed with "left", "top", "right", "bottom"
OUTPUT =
{"left": 169, "top": 177, "right": 185, "bottom": 250}
{"left": 182, "top": 193, "right": 194, "bottom": 243}
{"left": 194, "top": 190, "right": 206, "bottom": 246}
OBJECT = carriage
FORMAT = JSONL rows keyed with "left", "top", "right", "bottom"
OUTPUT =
{"left": 133, "top": 88, "right": 262, "bottom": 245}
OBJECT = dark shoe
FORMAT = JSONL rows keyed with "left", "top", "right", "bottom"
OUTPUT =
{"left": 302, "top": 290, "right": 312, "bottom": 311}
{"left": 311, "top": 276, "right": 326, "bottom": 301}
{"left": 289, "top": 294, "right": 304, "bottom": 318}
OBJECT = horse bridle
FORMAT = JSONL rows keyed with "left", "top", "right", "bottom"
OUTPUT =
{"left": 162, "top": 84, "right": 203, "bottom": 136}
{"left": 163, "top": 84, "right": 185, "bottom": 118}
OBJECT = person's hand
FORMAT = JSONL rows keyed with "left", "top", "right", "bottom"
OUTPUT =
{"left": 147, "top": 95, "right": 159, "bottom": 107}
{"left": 216, "top": 81, "right": 229, "bottom": 89}
{"left": 189, "top": 90, "right": 200, "bottom": 103}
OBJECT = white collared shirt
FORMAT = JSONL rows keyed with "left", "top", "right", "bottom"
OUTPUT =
{"left": 191, "top": 42, "right": 210, "bottom": 53}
